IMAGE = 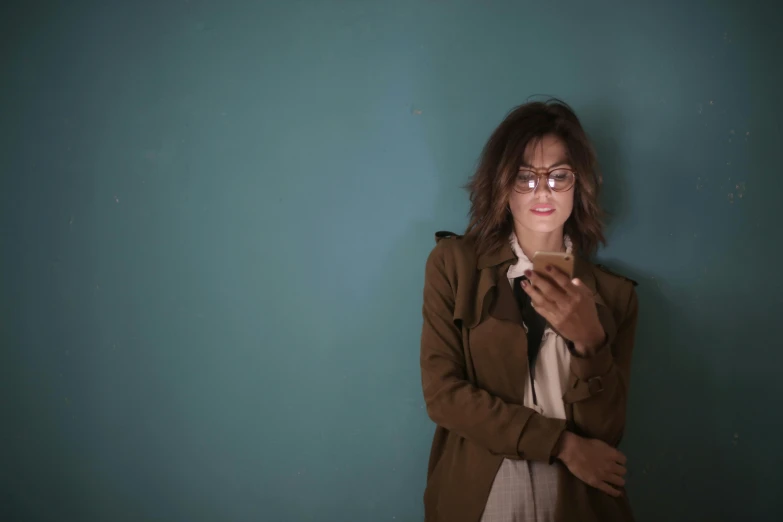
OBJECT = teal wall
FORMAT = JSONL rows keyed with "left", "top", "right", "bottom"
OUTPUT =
{"left": 2, "top": 1, "right": 781, "bottom": 521}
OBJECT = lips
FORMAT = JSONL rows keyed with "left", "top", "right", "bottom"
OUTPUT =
{"left": 530, "top": 205, "right": 555, "bottom": 216}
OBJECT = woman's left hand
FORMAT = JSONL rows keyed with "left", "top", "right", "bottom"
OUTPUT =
{"left": 521, "top": 266, "right": 606, "bottom": 356}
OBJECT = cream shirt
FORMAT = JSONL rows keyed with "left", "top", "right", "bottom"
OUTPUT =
{"left": 480, "top": 235, "right": 575, "bottom": 522}
{"left": 506, "top": 234, "right": 572, "bottom": 421}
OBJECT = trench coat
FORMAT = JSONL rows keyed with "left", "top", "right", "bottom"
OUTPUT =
{"left": 420, "top": 231, "right": 639, "bottom": 522}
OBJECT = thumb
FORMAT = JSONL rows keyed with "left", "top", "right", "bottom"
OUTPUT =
{"left": 571, "top": 278, "right": 593, "bottom": 295}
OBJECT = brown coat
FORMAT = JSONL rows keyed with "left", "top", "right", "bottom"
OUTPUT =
{"left": 420, "top": 232, "right": 639, "bottom": 522}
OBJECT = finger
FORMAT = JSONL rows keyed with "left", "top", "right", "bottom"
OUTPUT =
{"left": 612, "top": 450, "right": 627, "bottom": 466}
{"left": 571, "top": 278, "right": 594, "bottom": 296}
{"left": 542, "top": 265, "right": 575, "bottom": 293}
{"left": 521, "top": 279, "right": 557, "bottom": 312}
{"left": 521, "top": 285, "right": 559, "bottom": 323}
{"left": 526, "top": 270, "right": 568, "bottom": 300}
{"left": 595, "top": 481, "right": 622, "bottom": 498}
{"left": 611, "top": 463, "right": 627, "bottom": 476}
{"left": 604, "top": 473, "right": 626, "bottom": 488}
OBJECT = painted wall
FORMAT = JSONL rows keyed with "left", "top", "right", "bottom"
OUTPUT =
{"left": 2, "top": 1, "right": 781, "bottom": 521}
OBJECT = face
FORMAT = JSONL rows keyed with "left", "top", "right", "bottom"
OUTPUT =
{"left": 508, "top": 134, "right": 575, "bottom": 236}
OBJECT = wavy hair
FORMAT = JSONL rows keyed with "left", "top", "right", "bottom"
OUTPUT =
{"left": 464, "top": 99, "right": 606, "bottom": 257}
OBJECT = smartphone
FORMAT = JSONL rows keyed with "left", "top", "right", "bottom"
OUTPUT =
{"left": 532, "top": 251, "right": 575, "bottom": 278}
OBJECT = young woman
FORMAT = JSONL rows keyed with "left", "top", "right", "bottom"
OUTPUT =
{"left": 420, "top": 100, "right": 639, "bottom": 522}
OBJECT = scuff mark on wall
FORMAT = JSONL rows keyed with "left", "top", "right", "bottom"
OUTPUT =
{"left": 728, "top": 181, "right": 746, "bottom": 203}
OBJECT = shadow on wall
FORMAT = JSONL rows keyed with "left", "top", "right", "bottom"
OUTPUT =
{"left": 593, "top": 104, "right": 772, "bottom": 519}
{"left": 586, "top": 102, "right": 756, "bottom": 520}
{"left": 579, "top": 101, "right": 632, "bottom": 238}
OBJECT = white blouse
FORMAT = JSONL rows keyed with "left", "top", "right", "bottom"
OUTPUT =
{"left": 505, "top": 233, "right": 573, "bottom": 421}
{"left": 479, "top": 234, "right": 574, "bottom": 522}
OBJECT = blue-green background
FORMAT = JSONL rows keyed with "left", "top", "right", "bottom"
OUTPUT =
{"left": 2, "top": 1, "right": 781, "bottom": 521}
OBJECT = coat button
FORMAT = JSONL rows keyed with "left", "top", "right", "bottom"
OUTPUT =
{"left": 587, "top": 376, "right": 604, "bottom": 395}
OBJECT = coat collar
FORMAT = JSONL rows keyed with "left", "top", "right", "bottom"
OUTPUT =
{"left": 476, "top": 240, "right": 603, "bottom": 304}
{"left": 483, "top": 257, "right": 616, "bottom": 346}
{"left": 476, "top": 242, "right": 515, "bottom": 270}
{"left": 476, "top": 242, "right": 609, "bottom": 330}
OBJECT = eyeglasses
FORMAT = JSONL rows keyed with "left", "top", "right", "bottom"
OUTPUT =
{"left": 514, "top": 167, "right": 576, "bottom": 193}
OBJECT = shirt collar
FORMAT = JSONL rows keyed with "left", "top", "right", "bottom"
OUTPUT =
{"left": 507, "top": 233, "right": 573, "bottom": 280}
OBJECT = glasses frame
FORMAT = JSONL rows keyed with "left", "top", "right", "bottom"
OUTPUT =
{"left": 514, "top": 167, "right": 577, "bottom": 193}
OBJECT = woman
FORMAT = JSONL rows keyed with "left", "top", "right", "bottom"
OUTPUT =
{"left": 420, "top": 100, "right": 639, "bottom": 522}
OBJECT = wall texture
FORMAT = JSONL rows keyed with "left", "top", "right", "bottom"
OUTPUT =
{"left": 2, "top": 1, "right": 781, "bottom": 521}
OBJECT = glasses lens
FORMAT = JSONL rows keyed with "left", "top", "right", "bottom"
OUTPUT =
{"left": 516, "top": 171, "right": 537, "bottom": 192}
{"left": 548, "top": 169, "right": 575, "bottom": 191}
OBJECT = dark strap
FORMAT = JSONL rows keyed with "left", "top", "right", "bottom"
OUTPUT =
{"left": 434, "top": 230, "right": 460, "bottom": 243}
{"left": 513, "top": 276, "right": 547, "bottom": 405}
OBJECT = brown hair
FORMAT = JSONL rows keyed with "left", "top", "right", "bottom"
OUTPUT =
{"left": 464, "top": 99, "right": 606, "bottom": 257}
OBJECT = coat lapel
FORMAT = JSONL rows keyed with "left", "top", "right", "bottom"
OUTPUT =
{"left": 472, "top": 241, "right": 522, "bottom": 327}
{"left": 469, "top": 244, "right": 618, "bottom": 346}
{"left": 489, "top": 268, "right": 523, "bottom": 324}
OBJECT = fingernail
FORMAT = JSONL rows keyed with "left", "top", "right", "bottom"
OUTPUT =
{"left": 524, "top": 269, "right": 532, "bottom": 277}
{"left": 521, "top": 280, "right": 528, "bottom": 287}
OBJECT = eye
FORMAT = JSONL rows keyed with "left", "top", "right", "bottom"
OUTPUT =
{"left": 517, "top": 170, "right": 536, "bottom": 183}
{"left": 550, "top": 169, "right": 571, "bottom": 181}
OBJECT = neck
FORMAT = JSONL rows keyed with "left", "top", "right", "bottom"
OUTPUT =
{"left": 513, "top": 225, "right": 566, "bottom": 260}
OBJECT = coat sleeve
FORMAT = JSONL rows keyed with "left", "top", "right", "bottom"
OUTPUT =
{"left": 563, "top": 283, "right": 639, "bottom": 446}
{"left": 420, "top": 242, "right": 567, "bottom": 461}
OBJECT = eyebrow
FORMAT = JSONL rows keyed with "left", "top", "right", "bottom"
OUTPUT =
{"left": 519, "top": 161, "right": 571, "bottom": 170}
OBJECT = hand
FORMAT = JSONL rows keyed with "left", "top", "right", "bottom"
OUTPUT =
{"left": 520, "top": 266, "right": 605, "bottom": 355}
{"left": 556, "top": 432, "right": 627, "bottom": 497}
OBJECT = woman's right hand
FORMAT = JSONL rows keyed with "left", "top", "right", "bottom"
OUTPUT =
{"left": 555, "top": 431, "right": 627, "bottom": 497}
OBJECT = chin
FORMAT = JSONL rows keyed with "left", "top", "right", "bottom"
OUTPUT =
{"left": 521, "top": 220, "right": 567, "bottom": 234}
{"left": 533, "top": 225, "right": 563, "bottom": 233}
